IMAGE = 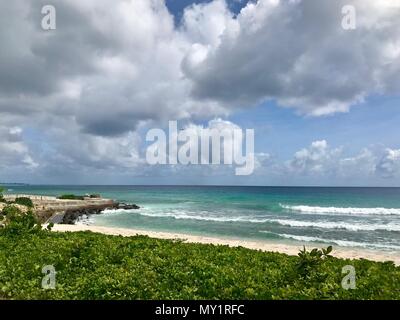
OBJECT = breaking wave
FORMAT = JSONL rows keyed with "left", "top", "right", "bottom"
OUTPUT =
{"left": 269, "top": 219, "right": 400, "bottom": 232}
{"left": 101, "top": 209, "right": 400, "bottom": 232}
{"left": 261, "top": 233, "right": 400, "bottom": 250}
{"left": 101, "top": 208, "right": 272, "bottom": 223}
{"left": 280, "top": 204, "right": 400, "bottom": 216}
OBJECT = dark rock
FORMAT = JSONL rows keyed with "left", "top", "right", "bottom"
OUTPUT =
{"left": 61, "top": 203, "right": 118, "bottom": 224}
{"left": 58, "top": 200, "right": 140, "bottom": 224}
{"left": 62, "top": 210, "right": 80, "bottom": 224}
{"left": 118, "top": 203, "right": 140, "bottom": 210}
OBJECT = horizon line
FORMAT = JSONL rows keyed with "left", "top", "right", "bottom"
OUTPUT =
{"left": 2, "top": 184, "right": 400, "bottom": 188}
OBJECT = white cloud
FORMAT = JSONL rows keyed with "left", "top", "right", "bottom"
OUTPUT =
{"left": 184, "top": 0, "right": 400, "bottom": 116}
{"left": 339, "top": 148, "right": 377, "bottom": 177}
{"left": 0, "top": 127, "right": 38, "bottom": 169}
{"left": 250, "top": 141, "right": 400, "bottom": 184}
{"left": 287, "top": 140, "right": 342, "bottom": 175}
{"left": 376, "top": 149, "right": 400, "bottom": 178}
{"left": 3, "top": 0, "right": 400, "bottom": 140}
{"left": 181, "top": 0, "right": 236, "bottom": 47}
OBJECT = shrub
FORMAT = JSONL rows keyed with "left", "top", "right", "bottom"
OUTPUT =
{"left": 297, "top": 246, "right": 333, "bottom": 277}
{"left": 0, "top": 205, "right": 42, "bottom": 236}
{"left": 14, "top": 197, "right": 34, "bottom": 208}
{"left": 0, "top": 186, "right": 5, "bottom": 203}
{"left": 0, "top": 231, "right": 398, "bottom": 300}
{"left": 57, "top": 194, "right": 85, "bottom": 200}
{"left": 1, "top": 205, "right": 21, "bottom": 217}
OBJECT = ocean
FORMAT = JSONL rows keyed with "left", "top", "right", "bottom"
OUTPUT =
{"left": 5, "top": 185, "right": 400, "bottom": 252}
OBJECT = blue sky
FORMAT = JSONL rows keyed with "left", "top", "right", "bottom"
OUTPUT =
{"left": 229, "top": 95, "right": 400, "bottom": 158}
{"left": 1, "top": 0, "right": 400, "bottom": 186}
{"left": 166, "top": 0, "right": 250, "bottom": 19}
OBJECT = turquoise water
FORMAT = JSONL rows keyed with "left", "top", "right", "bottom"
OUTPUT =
{"left": 6, "top": 186, "right": 400, "bottom": 252}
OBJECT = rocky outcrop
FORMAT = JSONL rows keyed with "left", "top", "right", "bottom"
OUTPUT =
{"left": 61, "top": 203, "right": 141, "bottom": 224}
{"left": 117, "top": 203, "right": 140, "bottom": 210}
{"left": 61, "top": 206, "right": 111, "bottom": 224}
{"left": 3, "top": 194, "right": 141, "bottom": 225}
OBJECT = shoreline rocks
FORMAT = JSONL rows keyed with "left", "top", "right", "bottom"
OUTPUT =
{"left": 4, "top": 194, "right": 140, "bottom": 225}
{"left": 61, "top": 207, "right": 107, "bottom": 224}
{"left": 117, "top": 203, "right": 140, "bottom": 210}
{"left": 60, "top": 203, "right": 141, "bottom": 225}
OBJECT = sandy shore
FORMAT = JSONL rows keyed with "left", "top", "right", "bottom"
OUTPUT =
{"left": 51, "top": 224, "right": 400, "bottom": 265}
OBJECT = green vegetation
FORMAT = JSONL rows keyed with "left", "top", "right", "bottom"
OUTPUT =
{"left": 0, "top": 186, "right": 5, "bottom": 202}
{"left": 0, "top": 187, "right": 33, "bottom": 208}
{"left": 0, "top": 205, "right": 41, "bottom": 236}
{"left": 0, "top": 206, "right": 399, "bottom": 300}
{"left": 297, "top": 245, "right": 333, "bottom": 276}
{"left": 14, "top": 197, "right": 34, "bottom": 208}
{"left": 57, "top": 194, "right": 85, "bottom": 200}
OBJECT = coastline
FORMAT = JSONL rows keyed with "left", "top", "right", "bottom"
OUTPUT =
{"left": 51, "top": 224, "right": 400, "bottom": 265}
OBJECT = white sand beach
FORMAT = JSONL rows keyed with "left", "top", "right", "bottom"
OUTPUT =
{"left": 51, "top": 224, "right": 400, "bottom": 265}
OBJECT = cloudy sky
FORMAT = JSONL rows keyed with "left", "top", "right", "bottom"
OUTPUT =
{"left": 1, "top": 0, "right": 400, "bottom": 186}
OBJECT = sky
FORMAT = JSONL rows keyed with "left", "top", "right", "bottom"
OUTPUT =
{"left": 1, "top": 0, "right": 400, "bottom": 186}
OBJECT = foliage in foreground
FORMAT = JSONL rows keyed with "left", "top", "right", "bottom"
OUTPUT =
{"left": 0, "top": 210, "right": 399, "bottom": 300}
{"left": 0, "top": 206, "right": 42, "bottom": 236}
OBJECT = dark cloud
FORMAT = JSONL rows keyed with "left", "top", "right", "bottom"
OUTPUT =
{"left": 183, "top": 0, "right": 400, "bottom": 115}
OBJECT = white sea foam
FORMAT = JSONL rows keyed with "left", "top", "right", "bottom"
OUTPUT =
{"left": 101, "top": 208, "right": 272, "bottom": 223}
{"left": 102, "top": 208, "right": 137, "bottom": 215}
{"left": 97, "top": 208, "right": 400, "bottom": 250}
{"left": 137, "top": 211, "right": 270, "bottom": 223}
{"left": 269, "top": 219, "right": 400, "bottom": 232}
{"left": 100, "top": 208, "right": 400, "bottom": 232}
{"left": 280, "top": 204, "right": 400, "bottom": 216}
{"left": 75, "top": 214, "right": 94, "bottom": 226}
{"left": 262, "top": 232, "right": 400, "bottom": 250}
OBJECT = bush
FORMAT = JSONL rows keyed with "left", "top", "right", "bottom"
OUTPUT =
{"left": 57, "top": 194, "right": 85, "bottom": 200}
{"left": 297, "top": 246, "right": 333, "bottom": 277}
{"left": 0, "top": 186, "right": 5, "bottom": 203}
{"left": 0, "top": 230, "right": 399, "bottom": 300}
{"left": 0, "top": 205, "right": 42, "bottom": 236}
{"left": 14, "top": 197, "right": 34, "bottom": 208}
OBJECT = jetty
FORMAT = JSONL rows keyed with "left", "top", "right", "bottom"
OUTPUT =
{"left": 3, "top": 194, "right": 123, "bottom": 224}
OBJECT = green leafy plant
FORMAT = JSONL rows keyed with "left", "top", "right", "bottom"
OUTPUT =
{"left": 0, "top": 231, "right": 398, "bottom": 300}
{"left": 0, "top": 205, "right": 42, "bottom": 236}
{"left": 0, "top": 186, "right": 5, "bottom": 203}
{"left": 46, "top": 222, "right": 54, "bottom": 231}
{"left": 14, "top": 197, "right": 34, "bottom": 208}
{"left": 297, "top": 246, "right": 333, "bottom": 277}
{"left": 57, "top": 194, "right": 85, "bottom": 200}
